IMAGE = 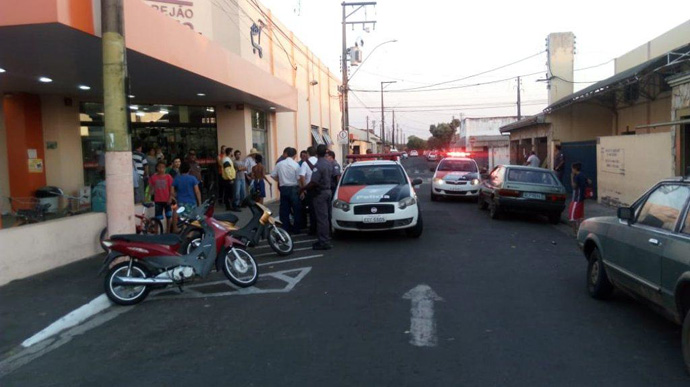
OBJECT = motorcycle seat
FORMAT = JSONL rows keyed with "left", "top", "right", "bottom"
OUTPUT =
{"left": 110, "top": 233, "right": 182, "bottom": 245}
{"left": 215, "top": 213, "right": 239, "bottom": 224}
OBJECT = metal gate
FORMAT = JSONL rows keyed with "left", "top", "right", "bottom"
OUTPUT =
{"left": 560, "top": 140, "right": 597, "bottom": 198}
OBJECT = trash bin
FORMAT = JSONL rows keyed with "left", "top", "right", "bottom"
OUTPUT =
{"left": 35, "top": 186, "right": 63, "bottom": 214}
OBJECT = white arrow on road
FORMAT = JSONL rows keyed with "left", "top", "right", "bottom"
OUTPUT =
{"left": 403, "top": 284, "right": 444, "bottom": 347}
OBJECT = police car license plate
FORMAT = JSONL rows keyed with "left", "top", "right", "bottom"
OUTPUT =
{"left": 362, "top": 216, "right": 386, "bottom": 223}
{"left": 523, "top": 192, "right": 545, "bottom": 200}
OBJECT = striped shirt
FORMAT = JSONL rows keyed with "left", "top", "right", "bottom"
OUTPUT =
{"left": 132, "top": 151, "right": 147, "bottom": 177}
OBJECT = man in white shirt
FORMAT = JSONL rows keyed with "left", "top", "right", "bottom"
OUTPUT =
{"left": 525, "top": 151, "right": 541, "bottom": 168}
{"left": 271, "top": 147, "right": 302, "bottom": 234}
{"left": 299, "top": 147, "right": 318, "bottom": 234}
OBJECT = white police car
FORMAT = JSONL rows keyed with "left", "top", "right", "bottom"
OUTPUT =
{"left": 332, "top": 160, "right": 423, "bottom": 237}
{"left": 431, "top": 157, "right": 481, "bottom": 201}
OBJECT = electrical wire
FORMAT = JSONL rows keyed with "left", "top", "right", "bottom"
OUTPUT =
{"left": 351, "top": 71, "right": 545, "bottom": 93}
{"left": 378, "top": 50, "right": 546, "bottom": 92}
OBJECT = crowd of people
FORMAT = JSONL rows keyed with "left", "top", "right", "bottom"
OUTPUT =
{"left": 125, "top": 141, "right": 341, "bottom": 249}
{"left": 271, "top": 144, "right": 341, "bottom": 250}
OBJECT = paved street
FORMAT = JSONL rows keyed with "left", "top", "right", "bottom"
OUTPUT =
{"left": 1, "top": 156, "right": 688, "bottom": 386}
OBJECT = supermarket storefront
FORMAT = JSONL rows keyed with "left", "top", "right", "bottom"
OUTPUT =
{"left": 0, "top": 0, "right": 341, "bottom": 284}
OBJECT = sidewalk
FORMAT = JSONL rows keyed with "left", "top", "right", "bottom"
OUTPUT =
{"left": 559, "top": 195, "right": 618, "bottom": 225}
{"left": 0, "top": 201, "right": 279, "bottom": 356}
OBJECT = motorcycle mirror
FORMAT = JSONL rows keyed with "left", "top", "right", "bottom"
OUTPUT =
{"left": 177, "top": 206, "right": 186, "bottom": 214}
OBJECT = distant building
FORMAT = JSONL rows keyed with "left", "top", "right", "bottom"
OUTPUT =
{"left": 454, "top": 116, "right": 517, "bottom": 170}
{"left": 501, "top": 21, "right": 690, "bottom": 206}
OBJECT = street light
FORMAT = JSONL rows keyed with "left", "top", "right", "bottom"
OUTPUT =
{"left": 348, "top": 39, "right": 398, "bottom": 82}
{"left": 380, "top": 80, "right": 396, "bottom": 146}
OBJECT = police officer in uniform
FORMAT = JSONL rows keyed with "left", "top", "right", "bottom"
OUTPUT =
{"left": 301, "top": 144, "right": 333, "bottom": 250}
{"left": 326, "top": 150, "right": 341, "bottom": 230}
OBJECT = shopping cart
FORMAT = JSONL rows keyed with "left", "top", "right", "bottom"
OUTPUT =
{"left": 7, "top": 197, "right": 51, "bottom": 226}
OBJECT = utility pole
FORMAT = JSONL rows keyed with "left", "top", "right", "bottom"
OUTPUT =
{"left": 517, "top": 76, "right": 522, "bottom": 120}
{"left": 102, "top": 0, "right": 135, "bottom": 235}
{"left": 341, "top": 1, "right": 376, "bottom": 161}
{"left": 391, "top": 110, "right": 395, "bottom": 149}
{"left": 380, "top": 80, "right": 395, "bottom": 146}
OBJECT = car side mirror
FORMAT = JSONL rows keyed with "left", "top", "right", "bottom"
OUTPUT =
{"left": 412, "top": 178, "right": 423, "bottom": 187}
{"left": 618, "top": 207, "right": 633, "bottom": 223}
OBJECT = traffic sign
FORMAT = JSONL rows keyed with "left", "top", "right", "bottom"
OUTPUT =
{"left": 337, "top": 130, "right": 349, "bottom": 145}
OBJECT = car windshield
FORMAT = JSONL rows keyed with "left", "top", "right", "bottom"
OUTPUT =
{"left": 507, "top": 169, "right": 559, "bottom": 186}
{"left": 438, "top": 160, "right": 477, "bottom": 172}
{"left": 341, "top": 165, "right": 407, "bottom": 186}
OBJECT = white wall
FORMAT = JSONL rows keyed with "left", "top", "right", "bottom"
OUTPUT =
{"left": 41, "top": 95, "right": 84, "bottom": 197}
{"left": 467, "top": 117, "right": 519, "bottom": 138}
{"left": 0, "top": 212, "right": 105, "bottom": 285}
{"left": 216, "top": 106, "right": 249, "bottom": 154}
{"left": 597, "top": 132, "right": 675, "bottom": 207}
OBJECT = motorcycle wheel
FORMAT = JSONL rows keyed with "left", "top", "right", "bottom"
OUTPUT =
{"left": 221, "top": 248, "right": 258, "bottom": 287}
{"left": 104, "top": 261, "right": 151, "bottom": 306}
{"left": 99, "top": 227, "right": 109, "bottom": 253}
{"left": 268, "top": 226, "right": 293, "bottom": 256}
{"left": 183, "top": 231, "right": 204, "bottom": 255}
{"left": 144, "top": 218, "right": 164, "bottom": 235}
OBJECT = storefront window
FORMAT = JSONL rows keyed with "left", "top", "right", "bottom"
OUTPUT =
{"left": 322, "top": 128, "right": 333, "bottom": 145}
{"left": 79, "top": 103, "right": 218, "bottom": 188}
{"left": 252, "top": 110, "right": 269, "bottom": 164}
{"left": 311, "top": 125, "right": 324, "bottom": 146}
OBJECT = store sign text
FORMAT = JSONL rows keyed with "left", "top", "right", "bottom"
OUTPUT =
{"left": 146, "top": 0, "right": 198, "bottom": 32}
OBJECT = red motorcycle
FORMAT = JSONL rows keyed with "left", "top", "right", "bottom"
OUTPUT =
{"left": 99, "top": 199, "right": 258, "bottom": 305}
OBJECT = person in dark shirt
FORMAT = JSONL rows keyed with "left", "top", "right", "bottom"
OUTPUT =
{"left": 172, "top": 161, "right": 201, "bottom": 217}
{"left": 301, "top": 145, "right": 333, "bottom": 250}
{"left": 568, "top": 162, "right": 590, "bottom": 233}
{"left": 554, "top": 145, "right": 565, "bottom": 183}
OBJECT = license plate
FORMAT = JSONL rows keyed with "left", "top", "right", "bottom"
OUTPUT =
{"left": 523, "top": 192, "right": 545, "bottom": 200}
{"left": 362, "top": 216, "right": 387, "bottom": 223}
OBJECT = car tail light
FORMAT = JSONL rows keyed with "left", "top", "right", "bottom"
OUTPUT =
{"left": 497, "top": 189, "right": 520, "bottom": 197}
{"left": 548, "top": 194, "right": 566, "bottom": 202}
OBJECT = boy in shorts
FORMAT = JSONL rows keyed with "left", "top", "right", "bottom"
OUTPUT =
{"left": 149, "top": 161, "right": 173, "bottom": 231}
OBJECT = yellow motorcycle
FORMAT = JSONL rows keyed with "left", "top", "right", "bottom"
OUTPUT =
{"left": 181, "top": 198, "right": 293, "bottom": 257}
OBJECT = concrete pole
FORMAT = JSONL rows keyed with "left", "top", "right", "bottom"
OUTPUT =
{"left": 341, "top": 3, "right": 349, "bottom": 162}
{"left": 102, "top": 0, "right": 135, "bottom": 234}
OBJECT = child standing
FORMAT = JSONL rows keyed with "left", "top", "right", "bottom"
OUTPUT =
{"left": 251, "top": 154, "right": 272, "bottom": 204}
{"left": 149, "top": 161, "right": 173, "bottom": 231}
{"left": 569, "top": 162, "right": 590, "bottom": 234}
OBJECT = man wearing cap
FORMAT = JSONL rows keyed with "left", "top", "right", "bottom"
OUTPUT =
{"left": 301, "top": 144, "right": 333, "bottom": 250}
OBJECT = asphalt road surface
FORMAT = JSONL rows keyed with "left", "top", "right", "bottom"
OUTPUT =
{"left": 1, "top": 156, "right": 688, "bottom": 386}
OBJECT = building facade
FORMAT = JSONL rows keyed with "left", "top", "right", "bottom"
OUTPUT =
{"left": 501, "top": 20, "right": 690, "bottom": 204}
{"left": 455, "top": 116, "right": 515, "bottom": 171}
{"left": 0, "top": 0, "right": 342, "bottom": 284}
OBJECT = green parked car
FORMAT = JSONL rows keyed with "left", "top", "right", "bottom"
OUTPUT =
{"left": 477, "top": 165, "right": 567, "bottom": 224}
{"left": 577, "top": 177, "right": 690, "bottom": 372}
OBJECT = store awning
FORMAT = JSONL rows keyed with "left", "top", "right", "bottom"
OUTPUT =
{"left": 0, "top": 1, "right": 297, "bottom": 111}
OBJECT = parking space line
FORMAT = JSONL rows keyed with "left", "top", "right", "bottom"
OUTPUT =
{"left": 254, "top": 239, "right": 318, "bottom": 249}
{"left": 254, "top": 247, "right": 312, "bottom": 257}
{"left": 20, "top": 294, "right": 111, "bottom": 348}
{"left": 258, "top": 254, "right": 323, "bottom": 267}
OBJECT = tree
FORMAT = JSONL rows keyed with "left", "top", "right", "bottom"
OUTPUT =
{"left": 427, "top": 136, "right": 444, "bottom": 150}
{"left": 406, "top": 135, "right": 427, "bottom": 150}
{"left": 428, "top": 119, "right": 458, "bottom": 149}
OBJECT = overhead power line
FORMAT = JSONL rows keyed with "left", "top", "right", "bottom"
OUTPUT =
{"left": 351, "top": 71, "right": 544, "bottom": 93}
{"left": 378, "top": 50, "right": 546, "bottom": 92}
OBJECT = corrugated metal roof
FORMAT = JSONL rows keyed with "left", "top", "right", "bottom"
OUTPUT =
{"left": 545, "top": 43, "right": 690, "bottom": 113}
